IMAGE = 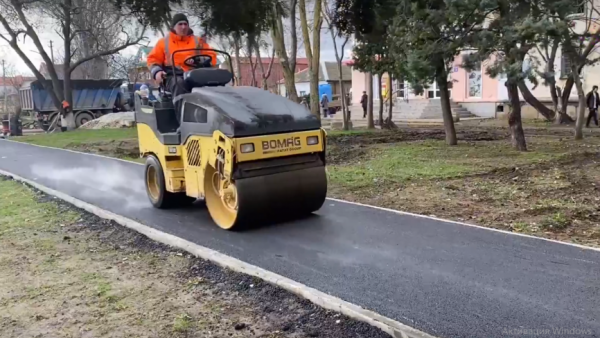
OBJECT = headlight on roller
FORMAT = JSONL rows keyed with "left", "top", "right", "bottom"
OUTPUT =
{"left": 240, "top": 143, "right": 255, "bottom": 153}
{"left": 307, "top": 136, "right": 319, "bottom": 145}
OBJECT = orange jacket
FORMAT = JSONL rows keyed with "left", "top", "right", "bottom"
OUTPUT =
{"left": 147, "top": 30, "right": 218, "bottom": 79}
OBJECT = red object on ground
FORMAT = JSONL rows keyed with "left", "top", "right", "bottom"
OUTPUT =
{"left": 1, "top": 119, "right": 9, "bottom": 136}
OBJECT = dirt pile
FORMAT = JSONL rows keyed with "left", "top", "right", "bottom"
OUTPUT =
{"left": 80, "top": 112, "right": 135, "bottom": 129}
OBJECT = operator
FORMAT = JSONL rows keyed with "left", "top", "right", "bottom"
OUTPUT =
{"left": 146, "top": 13, "right": 217, "bottom": 113}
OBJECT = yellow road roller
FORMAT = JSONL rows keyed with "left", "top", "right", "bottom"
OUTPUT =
{"left": 134, "top": 48, "right": 328, "bottom": 230}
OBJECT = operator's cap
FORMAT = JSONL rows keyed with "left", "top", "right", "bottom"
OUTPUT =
{"left": 171, "top": 13, "right": 188, "bottom": 28}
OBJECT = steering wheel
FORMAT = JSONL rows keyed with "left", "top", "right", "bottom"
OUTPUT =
{"left": 184, "top": 54, "right": 213, "bottom": 68}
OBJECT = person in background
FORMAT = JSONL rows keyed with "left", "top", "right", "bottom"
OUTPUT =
{"left": 586, "top": 85, "right": 599, "bottom": 127}
{"left": 320, "top": 94, "right": 329, "bottom": 118}
{"left": 300, "top": 97, "right": 308, "bottom": 109}
{"left": 360, "top": 91, "right": 368, "bottom": 118}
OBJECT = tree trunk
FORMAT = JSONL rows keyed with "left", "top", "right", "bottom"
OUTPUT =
{"left": 559, "top": 37, "right": 599, "bottom": 121}
{"left": 571, "top": 67, "right": 586, "bottom": 140}
{"left": 377, "top": 74, "right": 383, "bottom": 126}
{"left": 299, "top": 0, "right": 322, "bottom": 118}
{"left": 246, "top": 36, "right": 258, "bottom": 87}
{"left": 506, "top": 82, "right": 527, "bottom": 151}
{"left": 62, "top": 0, "right": 76, "bottom": 131}
{"left": 387, "top": 74, "right": 393, "bottom": 124}
{"left": 517, "top": 81, "right": 555, "bottom": 120}
{"left": 340, "top": 79, "right": 349, "bottom": 130}
{"left": 550, "top": 83, "right": 558, "bottom": 113}
{"left": 367, "top": 73, "right": 374, "bottom": 129}
{"left": 436, "top": 66, "right": 457, "bottom": 145}
{"left": 233, "top": 36, "right": 242, "bottom": 86}
{"left": 270, "top": 3, "right": 298, "bottom": 101}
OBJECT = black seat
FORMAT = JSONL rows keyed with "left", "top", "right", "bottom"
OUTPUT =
{"left": 184, "top": 68, "right": 233, "bottom": 88}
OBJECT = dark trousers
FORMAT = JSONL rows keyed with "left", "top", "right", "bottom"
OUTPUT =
{"left": 362, "top": 105, "right": 367, "bottom": 118}
{"left": 166, "top": 76, "right": 191, "bottom": 124}
{"left": 587, "top": 108, "right": 598, "bottom": 127}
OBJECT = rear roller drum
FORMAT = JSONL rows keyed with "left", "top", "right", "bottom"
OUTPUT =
{"left": 145, "top": 155, "right": 196, "bottom": 208}
{"left": 204, "top": 164, "right": 328, "bottom": 230}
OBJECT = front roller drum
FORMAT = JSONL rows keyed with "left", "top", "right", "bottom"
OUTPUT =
{"left": 204, "top": 165, "right": 328, "bottom": 230}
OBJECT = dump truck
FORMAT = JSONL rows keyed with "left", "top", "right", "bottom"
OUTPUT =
{"left": 19, "top": 79, "right": 129, "bottom": 130}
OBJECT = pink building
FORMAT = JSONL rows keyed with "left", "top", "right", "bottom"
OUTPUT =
{"left": 347, "top": 50, "right": 580, "bottom": 119}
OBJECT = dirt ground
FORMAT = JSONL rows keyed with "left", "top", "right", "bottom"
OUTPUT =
{"left": 0, "top": 177, "right": 389, "bottom": 338}
{"left": 327, "top": 126, "right": 600, "bottom": 248}
{"left": 14, "top": 123, "right": 600, "bottom": 248}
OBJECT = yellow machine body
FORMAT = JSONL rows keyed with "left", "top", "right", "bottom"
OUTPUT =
{"left": 137, "top": 122, "right": 328, "bottom": 230}
{"left": 134, "top": 48, "right": 327, "bottom": 230}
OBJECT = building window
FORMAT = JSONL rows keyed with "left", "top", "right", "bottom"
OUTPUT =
{"left": 468, "top": 60, "right": 482, "bottom": 98}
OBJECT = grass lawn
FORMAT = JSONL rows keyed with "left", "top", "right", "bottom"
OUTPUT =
{"left": 0, "top": 177, "right": 386, "bottom": 338}
{"left": 16, "top": 128, "right": 137, "bottom": 148}
{"left": 11, "top": 125, "right": 600, "bottom": 247}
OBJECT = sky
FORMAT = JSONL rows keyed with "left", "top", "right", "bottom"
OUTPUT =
{"left": 0, "top": 19, "right": 353, "bottom": 76}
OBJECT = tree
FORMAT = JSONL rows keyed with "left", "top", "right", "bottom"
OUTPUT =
{"left": 270, "top": 0, "right": 301, "bottom": 101}
{"left": 366, "top": 72, "right": 374, "bottom": 128}
{"left": 299, "top": 0, "right": 324, "bottom": 118}
{"left": 108, "top": 51, "right": 144, "bottom": 82}
{"left": 323, "top": 0, "right": 351, "bottom": 129}
{"left": 332, "top": 0, "right": 398, "bottom": 129}
{"left": 0, "top": 0, "right": 146, "bottom": 130}
{"left": 549, "top": 0, "right": 600, "bottom": 139}
{"left": 460, "top": 0, "right": 557, "bottom": 151}
{"left": 70, "top": 0, "right": 123, "bottom": 80}
{"left": 389, "top": 0, "right": 483, "bottom": 145}
{"left": 253, "top": 36, "right": 277, "bottom": 90}
{"left": 515, "top": 37, "right": 562, "bottom": 122}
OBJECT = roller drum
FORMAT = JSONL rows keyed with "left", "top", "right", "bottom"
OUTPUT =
{"left": 236, "top": 166, "right": 328, "bottom": 222}
{"left": 205, "top": 164, "right": 327, "bottom": 230}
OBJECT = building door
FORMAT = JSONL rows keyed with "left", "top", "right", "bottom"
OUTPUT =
{"left": 396, "top": 79, "right": 407, "bottom": 99}
{"left": 428, "top": 82, "right": 441, "bottom": 99}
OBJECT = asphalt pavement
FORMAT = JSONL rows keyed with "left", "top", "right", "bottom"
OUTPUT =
{"left": 1, "top": 140, "right": 599, "bottom": 338}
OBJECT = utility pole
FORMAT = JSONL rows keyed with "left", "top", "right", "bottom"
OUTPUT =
{"left": 49, "top": 40, "right": 54, "bottom": 63}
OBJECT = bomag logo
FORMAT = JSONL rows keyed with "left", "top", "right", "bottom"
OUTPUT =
{"left": 262, "top": 137, "right": 301, "bottom": 154}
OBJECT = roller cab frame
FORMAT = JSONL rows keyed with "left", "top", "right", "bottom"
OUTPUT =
{"left": 134, "top": 48, "right": 328, "bottom": 230}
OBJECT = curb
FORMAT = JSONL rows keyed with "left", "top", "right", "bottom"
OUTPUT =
{"left": 0, "top": 168, "right": 437, "bottom": 338}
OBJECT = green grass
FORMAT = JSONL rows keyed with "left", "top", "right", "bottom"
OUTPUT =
{"left": 0, "top": 179, "right": 79, "bottom": 237}
{"left": 327, "top": 138, "right": 592, "bottom": 188}
{"left": 15, "top": 128, "right": 137, "bottom": 148}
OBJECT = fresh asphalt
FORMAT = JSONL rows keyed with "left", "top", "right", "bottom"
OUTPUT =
{"left": 0, "top": 140, "right": 599, "bottom": 338}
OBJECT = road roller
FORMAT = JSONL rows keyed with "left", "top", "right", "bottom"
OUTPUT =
{"left": 134, "top": 48, "right": 328, "bottom": 230}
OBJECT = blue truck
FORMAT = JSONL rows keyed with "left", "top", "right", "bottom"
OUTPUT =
{"left": 18, "top": 79, "right": 139, "bottom": 130}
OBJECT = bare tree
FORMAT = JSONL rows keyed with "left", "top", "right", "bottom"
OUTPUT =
{"left": 0, "top": 0, "right": 147, "bottom": 131}
{"left": 299, "top": 0, "right": 323, "bottom": 118}
{"left": 70, "top": 0, "right": 122, "bottom": 79}
{"left": 254, "top": 35, "right": 276, "bottom": 90}
{"left": 108, "top": 52, "right": 143, "bottom": 81}
{"left": 322, "top": 0, "right": 350, "bottom": 129}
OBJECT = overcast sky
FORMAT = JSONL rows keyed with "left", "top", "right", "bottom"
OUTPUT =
{"left": 1, "top": 21, "right": 353, "bottom": 76}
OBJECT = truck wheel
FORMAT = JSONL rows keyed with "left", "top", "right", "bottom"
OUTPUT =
{"left": 75, "top": 111, "right": 94, "bottom": 128}
{"left": 145, "top": 155, "right": 195, "bottom": 208}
